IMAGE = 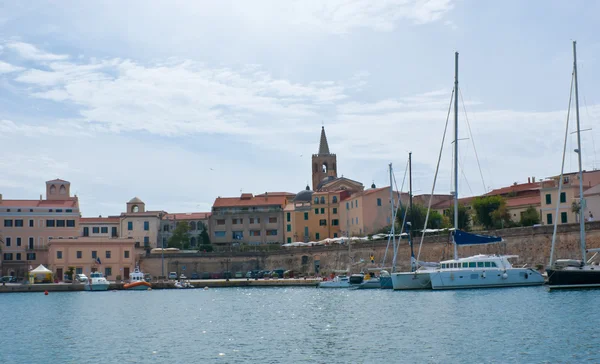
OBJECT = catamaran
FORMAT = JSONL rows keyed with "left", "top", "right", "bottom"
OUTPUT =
{"left": 425, "top": 52, "right": 544, "bottom": 290}
{"left": 546, "top": 41, "right": 600, "bottom": 289}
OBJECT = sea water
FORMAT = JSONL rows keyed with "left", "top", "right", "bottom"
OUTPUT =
{"left": 0, "top": 286, "right": 599, "bottom": 363}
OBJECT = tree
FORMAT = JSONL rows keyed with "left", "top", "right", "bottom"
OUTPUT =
{"left": 472, "top": 195, "right": 509, "bottom": 229}
{"left": 197, "top": 226, "right": 213, "bottom": 252}
{"left": 397, "top": 204, "right": 446, "bottom": 231}
{"left": 520, "top": 206, "right": 540, "bottom": 226}
{"left": 445, "top": 204, "right": 472, "bottom": 231}
{"left": 168, "top": 221, "right": 190, "bottom": 249}
{"left": 571, "top": 201, "right": 581, "bottom": 223}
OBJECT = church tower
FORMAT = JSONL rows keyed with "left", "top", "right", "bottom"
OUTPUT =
{"left": 312, "top": 126, "right": 337, "bottom": 190}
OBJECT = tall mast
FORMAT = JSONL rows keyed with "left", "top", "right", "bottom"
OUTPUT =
{"left": 573, "top": 41, "right": 587, "bottom": 262}
{"left": 389, "top": 163, "right": 397, "bottom": 272}
{"left": 453, "top": 51, "right": 459, "bottom": 260}
{"left": 409, "top": 152, "right": 416, "bottom": 271}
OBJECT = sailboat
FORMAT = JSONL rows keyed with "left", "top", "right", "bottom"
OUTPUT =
{"left": 427, "top": 52, "right": 544, "bottom": 290}
{"left": 546, "top": 41, "right": 600, "bottom": 289}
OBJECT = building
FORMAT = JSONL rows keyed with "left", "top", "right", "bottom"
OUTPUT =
{"left": 80, "top": 216, "right": 120, "bottom": 238}
{"left": 210, "top": 193, "right": 291, "bottom": 246}
{"left": 119, "top": 197, "right": 165, "bottom": 250}
{"left": 540, "top": 170, "right": 600, "bottom": 225}
{"left": 340, "top": 185, "right": 405, "bottom": 236}
{"left": 48, "top": 237, "right": 136, "bottom": 281}
{"left": 484, "top": 178, "right": 541, "bottom": 223}
{"left": 0, "top": 179, "right": 80, "bottom": 277}
{"left": 159, "top": 212, "right": 211, "bottom": 248}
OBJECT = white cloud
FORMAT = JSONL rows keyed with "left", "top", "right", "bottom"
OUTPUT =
{"left": 5, "top": 41, "right": 69, "bottom": 61}
{"left": 0, "top": 60, "right": 23, "bottom": 73}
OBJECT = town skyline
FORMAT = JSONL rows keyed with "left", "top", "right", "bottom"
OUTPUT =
{"left": 1, "top": 1, "right": 600, "bottom": 216}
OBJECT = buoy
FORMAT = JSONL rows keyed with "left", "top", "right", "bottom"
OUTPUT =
{"left": 44, "top": 290, "right": 48, "bottom": 295}
{"left": 204, "top": 286, "right": 208, "bottom": 290}
{"left": 502, "top": 272, "right": 508, "bottom": 279}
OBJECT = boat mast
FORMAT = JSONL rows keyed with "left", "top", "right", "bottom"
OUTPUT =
{"left": 453, "top": 51, "right": 459, "bottom": 260}
{"left": 573, "top": 41, "right": 587, "bottom": 262}
{"left": 409, "top": 152, "right": 416, "bottom": 271}
{"left": 389, "top": 162, "right": 397, "bottom": 272}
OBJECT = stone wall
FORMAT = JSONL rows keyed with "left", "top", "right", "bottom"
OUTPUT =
{"left": 140, "top": 222, "right": 600, "bottom": 277}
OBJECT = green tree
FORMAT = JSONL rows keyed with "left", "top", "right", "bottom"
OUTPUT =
{"left": 445, "top": 204, "right": 472, "bottom": 231}
{"left": 571, "top": 201, "right": 581, "bottom": 223}
{"left": 472, "top": 195, "right": 510, "bottom": 229}
{"left": 197, "top": 226, "right": 213, "bottom": 252}
{"left": 520, "top": 206, "right": 540, "bottom": 226}
{"left": 397, "top": 204, "right": 446, "bottom": 231}
{"left": 168, "top": 221, "right": 190, "bottom": 249}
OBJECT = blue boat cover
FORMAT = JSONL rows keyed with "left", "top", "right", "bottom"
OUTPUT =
{"left": 453, "top": 229, "right": 502, "bottom": 246}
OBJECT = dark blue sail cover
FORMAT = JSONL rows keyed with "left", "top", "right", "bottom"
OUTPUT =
{"left": 453, "top": 229, "right": 502, "bottom": 246}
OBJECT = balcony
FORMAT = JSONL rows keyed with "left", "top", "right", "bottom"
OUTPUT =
{"left": 27, "top": 246, "right": 49, "bottom": 251}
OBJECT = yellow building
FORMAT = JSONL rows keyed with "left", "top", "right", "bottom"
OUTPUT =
{"left": 540, "top": 170, "right": 600, "bottom": 225}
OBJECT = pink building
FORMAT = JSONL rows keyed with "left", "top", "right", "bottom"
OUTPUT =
{"left": 0, "top": 179, "right": 80, "bottom": 277}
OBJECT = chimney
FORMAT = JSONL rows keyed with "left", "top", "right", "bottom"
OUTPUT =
{"left": 0, "top": 193, "right": 2, "bottom": 204}
{"left": 532, "top": 176, "right": 536, "bottom": 183}
{"left": 40, "top": 194, "right": 43, "bottom": 201}
{"left": 265, "top": 192, "right": 268, "bottom": 200}
{"left": 528, "top": 177, "right": 531, "bottom": 183}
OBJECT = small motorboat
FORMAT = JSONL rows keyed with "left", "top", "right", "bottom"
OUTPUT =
{"left": 174, "top": 280, "right": 194, "bottom": 289}
{"left": 318, "top": 275, "right": 350, "bottom": 288}
{"left": 84, "top": 272, "right": 110, "bottom": 291}
{"left": 123, "top": 267, "right": 151, "bottom": 290}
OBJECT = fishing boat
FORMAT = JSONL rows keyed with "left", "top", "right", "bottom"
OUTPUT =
{"left": 123, "top": 267, "right": 151, "bottom": 290}
{"left": 428, "top": 52, "right": 544, "bottom": 290}
{"left": 84, "top": 271, "right": 110, "bottom": 291}
{"left": 546, "top": 41, "right": 600, "bottom": 289}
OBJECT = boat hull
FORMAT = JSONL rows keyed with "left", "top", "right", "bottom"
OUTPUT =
{"left": 352, "top": 278, "right": 380, "bottom": 289}
{"left": 547, "top": 268, "right": 600, "bottom": 289}
{"left": 318, "top": 281, "right": 351, "bottom": 288}
{"left": 391, "top": 272, "right": 432, "bottom": 290}
{"left": 430, "top": 268, "right": 544, "bottom": 290}
{"left": 124, "top": 281, "right": 151, "bottom": 290}
{"left": 379, "top": 276, "right": 393, "bottom": 289}
{"left": 84, "top": 283, "right": 110, "bottom": 291}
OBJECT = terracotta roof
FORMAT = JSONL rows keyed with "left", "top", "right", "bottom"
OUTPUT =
{"left": 505, "top": 196, "right": 541, "bottom": 208}
{"left": 213, "top": 194, "right": 288, "bottom": 208}
{"left": 80, "top": 217, "right": 120, "bottom": 224}
{"left": 120, "top": 211, "right": 165, "bottom": 217}
{"left": 255, "top": 192, "right": 296, "bottom": 197}
{"left": 485, "top": 182, "right": 540, "bottom": 196}
{"left": 0, "top": 199, "right": 78, "bottom": 208}
{"left": 164, "top": 212, "right": 211, "bottom": 220}
{"left": 431, "top": 196, "right": 476, "bottom": 209}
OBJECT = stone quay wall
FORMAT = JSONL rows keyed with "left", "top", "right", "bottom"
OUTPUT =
{"left": 140, "top": 222, "right": 600, "bottom": 277}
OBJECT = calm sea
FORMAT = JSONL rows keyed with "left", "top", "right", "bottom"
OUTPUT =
{"left": 0, "top": 286, "right": 599, "bottom": 363}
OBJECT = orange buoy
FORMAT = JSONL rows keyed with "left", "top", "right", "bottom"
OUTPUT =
{"left": 44, "top": 290, "right": 48, "bottom": 295}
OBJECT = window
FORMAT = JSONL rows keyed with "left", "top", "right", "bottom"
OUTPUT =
{"left": 144, "top": 237, "right": 150, "bottom": 245}
{"left": 3, "top": 253, "right": 13, "bottom": 260}
{"left": 56, "top": 209, "right": 63, "bottom": 212}
{"left": 249, "top": 217, "right": 260, "bottom": 224}
{"left": 49, "top": 209, "right": 53, "bottom": 212}
{"left": 304, "top": 226, "right": 309, "bottom": 236}
{"left": 477, "top": 262, "right": 484, "bottom": 267}
{"left": 92, "top": 227, "right": 100, "bottom": 234}
{"left": 355, "top": 200, "right": 359, "bottom": 208}
{"left": 333, "top": 233, "right": 338, "bottom": 238}
{"left": 491, "top": 262, "right": 497, "bottom": 267}
{"left": 92, "top": 251, "right": 97, "bottom": 259}
{"left": 217, "top": 219, "right": 226, "bottom": 225}
{"left": 127, "top": 221, "right": 133, "bottom": 231}
{"left": 286, "top": 213, "right": 291, "bottom": 222}
{"left": 316, "top": 233, "right": 320, "bottom": 240}
{"left": 250, "top": 230, "right": 261, "bottom": 236}
{"left": 561, "top": 212, "right": 568, "bottom": 224}
{"left": 83, "top": 227, "right": 89, "bottom": 237}
{"left": 27, "top": 253, "right": 36, "bottom": 260}
{"left": 46, "top": 220, "right": 55, "bottom": 227}
{"left": 28, "top": 237, "right": 34, "bottom": 249}
{"left": 77, "top": 251, "right": 82, "bottom": 259}
{"left": 315, "top": 208, "right": 319, "bottom": 215}
{"left": 66, "top": 209, "right": 73, "bottom": 213}
{"left": 214, "top": 231, "right": 226, "bottom": 237}
{"left": 319, "top": 219, "right": 327, "bottom": 226}
{"left": 105, "top": 268, "right": 112, "bottom": 277}
{"left": 286, "top": 224, "right": 291, "bottom": 232}
{"left": 547, "top": 213, "right": 552, "bottom": 225}
{"left": 16, "top": 237, "right": 21, "bottom": 246}
{"left": 320, "top": 208, "right": 325, "bottom": 214}
{"left": 56, "top": 220, "right": 65, "bottom": 227}
{"left": 144, "top": 221, "right": 149, "bottom": 231}
{"left": 232, "top": 218, "right": 243, "bottom": 225}
{"left": 545, "top": 194, "right": 552, "bottom": 205}
{"left": 15, "top": 219, "right": 23, "bottom": 227}
{"left": 4, "top": 219, "right": 12, "bottom": 227}
{"left": 57, "top": 251, "right": 63, "bottom": 259}
{"left": 351, "top": 201, "right": 354, "bottom": 208}
{"left": 468, "top": 262, "right": 476, "bottom": 268}
{"left": 314, "top": 197, "right": 319, "bottom": 204}
{"left": 332, "top": 196, "right": 338, "bottom": 203}
{"left": 560, "top": 192, "right": 566, "bottom": 203}
{"left": 5, "top": 237, "right": 10, "bottom": 247}
{"left": 304, "top": 212, "right": 309, "bottom": 220}
{"left": 346, "top": 202, "right": 350, "bottom": 210}
{"left": 101, "top": 227, "right": 108, "bottom": 234}
{"left": 287, "top": 237, "right": 292, "bottom": 244}
{"left": 377, "top": 198, "right": 382, "bottom": 206}
{"left": 106, "top": 251, "right": 111, "bottom": 259}
{"left": 462, "top": 262, "right": 468, "bottom": 268}
{"left": 268, "top": 217, "right": 277, "bottom": 223}
{"left": 16, "top": 253, "right": 21, "bottom": 261}
{"left": 332, "top": 219, "right": 339, "bottom": 226}
{"left": 333, "top": 208, "right": 337, "bottom": 214}
{"left": 320, "top": 197, "right": 325, "bottom": 204}
{"left": 232, "top": 231, "right": 243, "bottom": 239}
{"left": 124, "top": 251, "right": 130, "bottom": 259}
{"left": 29, "top": 219, "right": 34, "bottom": 227}
{"left": 266, "top": 230, "right": 277, "bottom": 236}
{"left": 356, "top": 217, "right": 359, "bottom": 224}
{"left": 484, "top": 262, "right": 491, "bottom": 268}
{"left": 76, "top": 268, "right": 83, "bottom": 275}
{"left": 67, "top": 220, "right": 75, "bottom": 227}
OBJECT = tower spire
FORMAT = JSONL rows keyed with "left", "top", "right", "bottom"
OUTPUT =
{"left": 318, "top": 126, "right": 330, "bottom": 155}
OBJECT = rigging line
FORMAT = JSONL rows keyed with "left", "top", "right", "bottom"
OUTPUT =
{"left": 459, "top": 86, "right": 487, "bottom": 192}
{"left": 549, "top": 70, "right": 574, "bottom": 267}
{"left": 582, "top": 95, "right": 598, "bottom": 170}
{"left": 416, "top": 88, "right": 454, "bottom": 263}
{"left": 458, "top": 158, "right": 474, "bottom": 196}
{"left": 381, "top": 158, "right": 408, "bottom": 267}
{"left": 391, "top": 157, "right": 409, "bottom": 266}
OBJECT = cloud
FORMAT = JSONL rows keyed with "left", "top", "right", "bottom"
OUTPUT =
{"left": 0, "top": 61, "right": 24, "bottom": 73}
{"left": 5, "top": 41, "right": 69, "bottom": 61}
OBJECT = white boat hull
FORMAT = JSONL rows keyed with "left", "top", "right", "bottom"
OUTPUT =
{"left": 429, "top": 268, "right": 544, "bottom": 290}
{"left": 84, "top": 283, "right": 110, "bottom": 291}
{"left": 391, "top": 271, "right": 432, "bottom": 290}
{"left": 318, "top": 280, "right": 351, "bottom": 288}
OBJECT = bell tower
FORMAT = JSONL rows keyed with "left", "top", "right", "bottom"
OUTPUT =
{"left": 312, "top": 126, "right": 337, "bottom": 190}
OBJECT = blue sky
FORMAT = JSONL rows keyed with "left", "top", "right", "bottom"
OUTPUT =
{"left": 0, "top": 0, "right": 599, "bottom": 216}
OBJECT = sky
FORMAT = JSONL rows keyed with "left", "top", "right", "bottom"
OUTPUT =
{"left": 0, "top": 0, "right": 599, "bottom": 216}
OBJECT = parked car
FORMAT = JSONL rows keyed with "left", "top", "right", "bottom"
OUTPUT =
{"left": 144, "top": 273, "right": 152, "bottom": 282}
{"left": 0, "top": 276, "right": 17, "bottom": 283}
{"left": 179, "top": 274, "right": 187, "bottom": 280}
{"left": 235, "top": 271, "right": 243, "bottom": 278}
{"left": 190, "top": 272, "right": 200, "bottom": 279}
{"left": 283, "top": 270, "right": 295, "bottom": 278}
{"left": 201, "top": 272, "right": 211, "bottom": 279}
{"left": 75, "top": 274, "right": 88, "bottom": 282}
{"left": 271, "top": 269, "right": 285, "bottom": 278}
{"left": 245, "top": 271, "right": 253, "bottom": 278}
{"left": 168, "top": 272, "right": 178, "bottom": 280}
{"left": 223, "top": 271, "right": 232, "bottom": 279}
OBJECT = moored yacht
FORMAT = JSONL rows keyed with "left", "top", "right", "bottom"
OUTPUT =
{"left": 429, "top": 254, "right": 544, "bottom": 290}
{"left": 392, "top": 267, "right": 435, "bottom": 290}
{"left": 84, "top": 271, "right": 110, "bottom": 291}
{"left": 123, "top": 267, "right": 151, "bottom": 290}
{"left": 318, "top": 275, "right": 351, "bottom": 288}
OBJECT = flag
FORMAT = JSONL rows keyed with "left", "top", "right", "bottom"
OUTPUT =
{"left": 96, "top": 257, "right": 101, "bottom": 265}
